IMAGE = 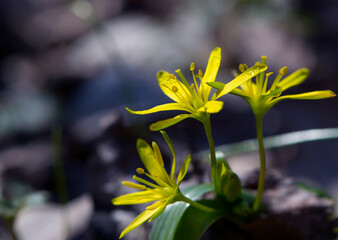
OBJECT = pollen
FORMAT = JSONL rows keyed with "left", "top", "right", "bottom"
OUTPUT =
{"left": 172, "top": 86, "right": 178, "bottom": 92}
{"left": 136, "top": 168, "right": 145, "bottom": 174}
{"left": 190, "top": 62, "right": 195, "bottom": 71}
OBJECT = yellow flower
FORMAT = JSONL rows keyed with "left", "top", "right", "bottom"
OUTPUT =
{"left": 209, "top": 56, "right": 336, "bottom": 117}
{"left": 126, "top": 47, "right": 267, "bottom": 131}
{"left": 111, "top": 132, "right": 191, "bottom": 238}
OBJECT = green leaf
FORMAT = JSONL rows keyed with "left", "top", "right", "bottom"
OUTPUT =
{"left": 173, "top": 200, "right": 223, "bottom": 240}
{"left": 149, "top": 183, "right": 214, "bottom": 240}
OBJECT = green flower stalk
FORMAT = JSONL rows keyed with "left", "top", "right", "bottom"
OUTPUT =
{"left": 112, "top": 132, "right": 216, "bottom": 238}
{"left": 126, "top": 48, "right": 267, "bottom": 189}
{"left": 209, "top": 56, "right": 336, "bottom": 211}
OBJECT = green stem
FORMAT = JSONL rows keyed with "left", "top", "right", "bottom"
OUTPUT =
{"left": 4, "top": 218, "right": 18, "bottom": 240}
{"left": 203, "top": 115, "right": 217, "bottom": 188}
{"left": 252, "top": 115, "right": 266, "bottom": 211}
{"left": 180, "top": 194, "right": 217, "bottom": 213}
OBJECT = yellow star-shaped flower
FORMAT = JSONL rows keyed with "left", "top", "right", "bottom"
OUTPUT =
{"left": 112, "top": 132, "right": 191, "bottom": 238}
{"left": 210, "top": 56, "right": 336, "bottom": 117}
{"left": 126, "top": 47, "right": 267, "bottom": 131}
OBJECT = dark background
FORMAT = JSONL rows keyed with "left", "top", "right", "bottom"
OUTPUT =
{"left": 0, "top": 0, "right": 337, "bottom": 239}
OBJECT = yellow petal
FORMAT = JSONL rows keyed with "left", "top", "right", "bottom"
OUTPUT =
{"left": 137, "top": 139, "right": 171, "bottom": 186}
{"left": 197, "top": 100, "right": 223, "bottom": 113}
{"left": 217, "top": 64, "right": 267, "bottom": 98}
{"left": 157, "top": 71, "right": 194, "bottom": 105}
{"left": 126, "top": 103, "right": 189, "bottom": 115}
{"left": 269, "top": 90, "right": 336, "bottom": 107}
{"left": 119, "top": 204, "right": 161, "bottom": 238}
{"left": 201, "top": 47, "right": 221, "bottom": 101}
{"left": 278, "top": 68, "right": 309, "bottom": 91}
{"left": 149, "top": 114, "right": 192, "bottom": 131}
{"left": 160, "top": 131, "right": 177, "bottom": 181}
{"left": 177, "top": 154, "right": 192, "bottom": 185}
{"left": 149, "top": 197, "right": 173, "bottom": 221}
{"left": 112, "top": 190, "right": 163, "bottom": 205}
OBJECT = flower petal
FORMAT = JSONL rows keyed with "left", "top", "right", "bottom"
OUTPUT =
{"left": 216, "top": 64, "right": 268, "bottom": 98}
{"left": 112, "top": 190, "right": 163, "bottom": 205}
{"left": 126, "top": 103, "right": 189, "bottom": 115}
{"left": 157, "top": 71, "right": 194, "bottom": 106}
{"left": 137, "top": 139, "right": 171, "bottom": 185}
{"left": 201, "top": 47, "right": 221, "bottom": 101}
{"left": 149, "top": 197, "right": 174, "bottom": 221}
{"left": 269, "top": 90, "right": 336, "bottom": 107}
{"left": 177, "top": 154, "right": 192, "bottom": 185}
{"left": 197, "top": 100, "right": 223, "bottom": 113}
{"left": 149, "top": 114, "right": 192, "bottom": 131}
{"left": 119, "top": 204, "right": 161, "bottom": 239}
{"left": 278, "top": 68, "right": 309, "bottom": 91}
{"left": 160, "top": 131, "right": 177, "bottom": 181}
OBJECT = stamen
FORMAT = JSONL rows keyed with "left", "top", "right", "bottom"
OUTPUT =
{"left": 133, "top": 175, "right": 160, "bottom": 189}
{"left": 279, "top": 66, "right": 288, "bottom": 75}
{"left": 190, "top": 62, "right": 195, "bottom": 71}
{"left": 258, "top": 56, "right": 267, "bottom": 93}
{"left": 172, "top": 86, "right": 178, "bottom": 93}
{"left": 262, "top": 72, "right": 273, "bottom": 93}
{"left": 175, "top": 69, "right": 191, "bottom": 91}
{"left": 144, "top": 171, "right": 173, "bottom": 188}
{"left": 198, "top": 69, "right": 203, "bottom": 78}
{"left": 238, "top": 64, "right": 248, "bottom": 73}
{"left": 271, "top": 66, "right": 288, "bottom": 90}
{"left": 137, "top": 168, "right": 145, "bottom": 174}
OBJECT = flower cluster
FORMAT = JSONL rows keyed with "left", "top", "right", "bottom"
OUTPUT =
{"left": 112, "top": 132, "right": 191, "bottom": 239}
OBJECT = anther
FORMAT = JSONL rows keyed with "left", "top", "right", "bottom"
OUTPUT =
{"left": 136, "top": 168, "right": 145, "bottom": 174}
{"left": 261, "top": 56, "right": 267, "bottom": 64}
{"left": 190, "top": 62, "right": 195, "bottom": 71}
{"left": 198, "top": 69, "right": 203, "bottom": 78}
{"left": 279, "top": 66, "right": 288, "bottom": 75}
{"left": 238, "top": 64, "right": 248, "bottom": 72}
{"left": 172, "top": 86, "right": 178, "bottom": 92}
{"left": 169, "top": 74, "right": 176, "bottom": 79}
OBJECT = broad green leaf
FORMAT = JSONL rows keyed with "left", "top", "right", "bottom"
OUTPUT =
{"left": 278, "top": 68, "right": 309, "bottom": 90}
{"left": 149, "top": 183, "right": 214, "bottom": 240}
{"left": 126, "top": 103, "right": 189, "bottom": 115}
{"left": 217, "top": 64, "right": 267, "bottom": 98}
{"left": 173, "top": 199, "right": 223, "bottom": 240}
{"left": 149, "top": 114, "right": 191, "bottom": 131}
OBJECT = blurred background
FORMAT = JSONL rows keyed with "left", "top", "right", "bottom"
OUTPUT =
{"left": 0, "top": 0, "right": 337, "bottom": 239}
